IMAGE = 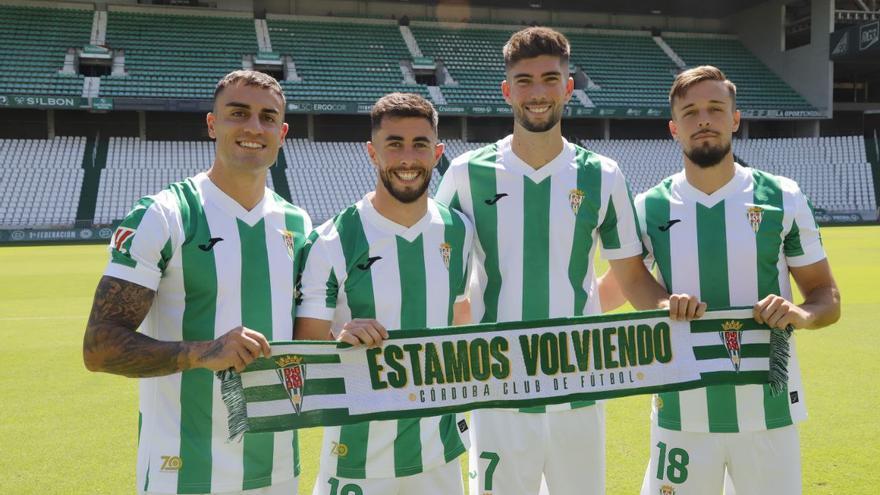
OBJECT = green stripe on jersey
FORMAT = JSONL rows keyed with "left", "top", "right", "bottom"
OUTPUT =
{"left": 394, "top": 234, "right": 428, "bottom": 475}
{"left": 753, "top": 171, "right": 794, "bottom": 429}
{"left": 522, "top": 177, "right": 551, "bottom": 321}
{"left": 335, "top": 207, "right": 374, "bottom": 478}
{"left": 439, "top": 415, "right": 466, "bottom": 462}
{"left": 568, "top": 149, "right": 603, "bottom": 316}
{"left": 437, "top": 206, "right": 467, "bottom": 322}
{"left": 239, "top": 219, "right": 275, "bottom": 490}
{"left": 174, "top": 181, "right": 217, "bottom": 493}
{"left": 467, "top": 145, "right": 501, "bottom": 323}
{"left": 696, "top": 201, "right": 738, "bottom": 432}
{"left": 397, "top": 235, "right": 427, "bottom": 328}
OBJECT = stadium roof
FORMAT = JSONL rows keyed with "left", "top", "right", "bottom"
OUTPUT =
{"left": 417, "top": 0, "right": 769, "bottom": 19}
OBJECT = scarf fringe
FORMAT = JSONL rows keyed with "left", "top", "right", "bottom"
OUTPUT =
{"left": 217, "top": 369, "right": 249, "bottom": 441}
{"left": 768, "top": 325, "right": 793, "bottom": 396}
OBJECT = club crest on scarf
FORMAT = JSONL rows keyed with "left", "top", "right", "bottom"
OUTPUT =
{"left": 719, "top": 320, "right": 744, "bottom": 371}
{"left": 279, "top": 229, "right": 295, "bottom": 261}
{"left": 569, "top": 189, "right": 585, "bottom": 215}
{"left": 746, "top": 205, "right": 764, "bottom": 233}
{"left": 439, "top": 242, "right": 451, "bottom": 270}
{"left": 276, "top": 355, "right": 306, "bottom": 414}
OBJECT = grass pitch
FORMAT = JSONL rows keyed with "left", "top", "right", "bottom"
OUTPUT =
{"left": 1, "top": 226, "right": 877, "bottom": 494}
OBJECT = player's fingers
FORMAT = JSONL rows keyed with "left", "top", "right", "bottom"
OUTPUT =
{"left": 250, "top": 332, "right": 271, "bottom": 358}
{"left": 767, "top": 304, "right": 790, "bottom": 329}
{"left": 761, "top": 297, "right": 784, "bottom": 323}
{"left": 668, "top": 295, "right": 682, "bottom": 321}
{"left": 238, "top": 335, "right": 263, "bottom": 359}
{"left": 348, "top": 327, "right": 377, "bottom": 347}
{"left": 363, "top": 326, "right": 385, "bottom": 347}
{"left": 337, "top": 332, "right": 361, "bottom": 347}
{"left": 232, "top": 352, "right": 248, "bottom": 372}
{"left": 372, "top": 321, "right": 389, "bottom": 339}
{"left": 685, "top": 297, "right": 700, "bottom": 320}
{"left": 695, "top": 302, "right": 707, "bottom": 319}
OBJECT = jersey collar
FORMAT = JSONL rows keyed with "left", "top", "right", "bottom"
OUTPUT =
{"left": 357, "top": 193, "right": 435, "bottom": 243}
{"left": 497, "top": 134, "right": 575, "bottom": 183}
{"left": 195, "top": 172, "right": 277, "bottom": 227}
{"left": 673, "top": 163, "right": 752, "bottom": 208}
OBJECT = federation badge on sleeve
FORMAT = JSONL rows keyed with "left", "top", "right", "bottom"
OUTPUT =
{"left": 276, "top": 355, "right": 306, "bottom": 414}
{"left": 746, "top": 205, "right": 764, "bottom": 233}
{"left": 111, "top": 226, "right": 136, "bottom": 255}
{"left": 569, "top": 189, "right": 585, "bottom": 215}
{"left": 279, "top": 229, "right": 295, "bottom": 261}
{"left": 719, "top": 320, "right": 744, "bottom": 371}
{"left": 439, "top": 242, "right": 451, "bottom": 270}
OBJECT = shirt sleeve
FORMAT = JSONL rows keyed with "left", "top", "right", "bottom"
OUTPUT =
{"left": 296, "top": 232, "right": 340, "bottom": 321}
{"left": 103, "top": 197, "right": 173, "bottom": 291}
{"left": 434, "top": 164, "right": 459, "bottom": 210}
{"left": 598, "top": 166, "right": 644, "bottom": 260}
{"left": 784, "top": 188, "right": 826, "bottom": 267}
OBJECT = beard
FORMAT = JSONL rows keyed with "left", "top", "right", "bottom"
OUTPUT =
{"left": 513, "top": 102, "right": 564, "bottom": 133}
{"left": 684, "top": 139, "right": 732, "bottom": 168}
{"left": 379, "top": 167, "right": 432, "bottom": 204}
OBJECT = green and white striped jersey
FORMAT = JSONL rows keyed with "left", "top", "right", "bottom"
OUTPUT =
{"left": 435, "top": 135, "right": 642, "bottom": 413}
{"left": 637, "top": 163, "right": 825, "bottom": 433}
{"left": 104, "top": 173, "right": 311, "bottom": 494}
{"left": 297, "top": 195, "right": 473, "bottom": 479}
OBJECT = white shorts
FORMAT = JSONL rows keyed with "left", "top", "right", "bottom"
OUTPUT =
{"left": 141, "top": 477, "right": 297, "bottom": 495}
{"left": 469, "top": 404, "right": 605, "bottom": 495}
{"left": 311, "top": 459, "right": 463, "bottom": 495}
{"left": 640, "top": 423, "right": 801, "bottom": 495}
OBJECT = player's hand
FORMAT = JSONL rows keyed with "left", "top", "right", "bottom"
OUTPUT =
{"left": 666, "top": 293, "right": 707, "bottom": 321}
{"left": 337, "top": 319, "right": 389, "bottom": 348}
{"left": 753, "top": 294, "right": 810, "bottom": 330}
{"left": 191, "top": 326, "right": 271, "bottom": 372}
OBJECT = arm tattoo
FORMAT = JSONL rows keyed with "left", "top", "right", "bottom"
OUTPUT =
{"left": 83, "top": 276, "right": 192, "bottom": 377}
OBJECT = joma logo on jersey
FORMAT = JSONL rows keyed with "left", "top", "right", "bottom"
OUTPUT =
{"left": 439, "top": 242, "right": 451, "bottom": 270}
{"left": 276, "top": 355, "right": 306, "bottom": 414}
{"left": 659, "top": 485, "right": 676, "bottom": 495}
{"left": 746, "top": 206, "right": 764, "bottom": 233}
{"left": 569, "top": 189, "right": 585, "bottom": 215}
{"left": 112, "top": 227, "right": 136, "bottom": 254}
{"left": 160, "top": 455, "right": 183, "bottom": 471}
{"left": 719, "top": 320, "right": 744, "bottom": 371}
{"left": 279, "top": 229, "right": 295, "bottom": 261}
{"left": 330, "top": 441, "right": 348, "bottom": 457}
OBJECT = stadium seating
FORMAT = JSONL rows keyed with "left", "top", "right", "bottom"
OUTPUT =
{"left": 663, "top": 34, "right": 813, "bottom": 111}
{"left": 0, "top": 5, "right": 92, "bottom": 96}
{"left": 734, "top": 136, "right": 877, "bottom": 211}
{"left": 94, "top": 138, "right": 274, "bottom": 224}
{"left": 100, "top": 10, "right": 257, "bottom": 98}
{"left": 268, "top": 17, "right": 430, "bottom": 102}
{"left": 0, "top": 137, "right": 86, "bottom": 227}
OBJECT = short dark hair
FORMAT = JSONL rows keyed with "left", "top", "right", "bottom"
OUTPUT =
{"left": 370, "top": 93, "right": 438, "bottom": 133}
{"left": 214, "top": 70, "right": 286, "bottom": 108}
{"left": 669, "top": 65, "right": 737, "bottom": 113}
{"left": 503, "top": 27, "right": 570, "bottom": 69}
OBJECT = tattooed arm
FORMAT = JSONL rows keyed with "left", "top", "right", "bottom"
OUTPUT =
{"left": 83, "top": 275, "right": 271, "bottom": 377}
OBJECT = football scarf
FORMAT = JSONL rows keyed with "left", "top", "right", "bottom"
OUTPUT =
{"left": 218, "top": 308, "right": 791, "bottom": 439}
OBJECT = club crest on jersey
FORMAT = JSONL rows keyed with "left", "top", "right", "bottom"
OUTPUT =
{"left": 569, "top": 189, "right": 585, "bottom": 215}
{"left": 719, "top": 320, "right": 744, "bottom": 372}
{"left": 746, "top": 205, "right": 764, "bottom": 233}
{"left": 439, "top": 242, "right": 451, "bottom": 270}
{"left": 111, "top": 226, "right": 136, "bottom": 255}
{"left": 276, "top": 355, "right": 306, "bottom": 414}
{"left": 660, "top": 485, "right": 676, "bottom": 495}
{"left": 279, "top": 229, "right": 295, "bottom": 261}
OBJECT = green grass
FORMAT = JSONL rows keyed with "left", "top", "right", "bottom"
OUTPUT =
{"left": 1, "top": 226, "right": 877, "bottom": 494}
